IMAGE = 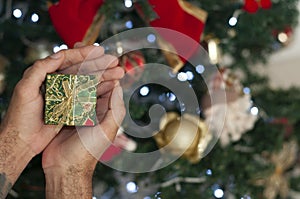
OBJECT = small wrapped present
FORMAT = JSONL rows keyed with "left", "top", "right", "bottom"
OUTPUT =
{"left": 44, "top": 74, "right": 97, "bottom": 126}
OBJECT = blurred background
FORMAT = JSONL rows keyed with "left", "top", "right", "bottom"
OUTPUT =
{"left": 260, "top": 1, "right": 300, "bottom": 89}
{"left": 1, "top": 0, "right": 300, "bottom": 198}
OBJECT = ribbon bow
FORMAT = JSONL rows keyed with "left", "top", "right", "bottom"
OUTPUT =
{"left": 254, "top": 140, "right": 298, "bottom": 199}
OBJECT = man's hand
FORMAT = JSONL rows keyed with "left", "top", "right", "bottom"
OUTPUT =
{"left": 0, "top": 45, "right": 125, "bottom": 199}
{"left": 41, "top": 44, "right": 125, "bottom": 199}
{"left": 2, "top": 45, "right": 123, "bottom": 154}
{"left": 43, "top": 83, "right": 125, "bottom": 199}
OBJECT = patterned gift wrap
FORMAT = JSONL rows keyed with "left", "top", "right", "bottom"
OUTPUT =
{"left": 45, "top": 74, "right": 98, "bottom": 126}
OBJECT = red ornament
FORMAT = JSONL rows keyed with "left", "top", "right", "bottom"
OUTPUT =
{"left": 100, "top": 129, "right": 137, "bottom": 162}
{"left": 49, "top": 0, "right": 207, "bottom": 63}
{"left": 48, "top": 0, "right": 207, "bottom": 67}
{"left": 120, "top": 51, "right": 145, "bottom": 88}
{"left": 148, "top": 0, "right": 207, "bottom": 62}
{"left": 260, "top": 0, "right": 272, "bottom": 9}
{"left": 243, "top": 0, "right": 259, "bottom": 13}
{"left": 243, "top": 0, "right": 272, "bottom": 13}
{"left": 48, "top": 0, "right": 104, "bottom": 48}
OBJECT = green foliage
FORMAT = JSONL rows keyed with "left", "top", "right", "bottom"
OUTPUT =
{"left": 0, "top": 0, "right": 300, "bottom": 198}
{"left": 196, "top": 0, "right": 299, "bottom": 69}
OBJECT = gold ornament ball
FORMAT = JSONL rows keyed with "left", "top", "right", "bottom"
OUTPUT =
{"left": 154, "top": 112, "right": 211, "bottom": 164}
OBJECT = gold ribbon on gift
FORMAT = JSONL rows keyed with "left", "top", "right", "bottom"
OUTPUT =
{"left": 52, "top": 78, "right": 75, "bottom": 125}
{"left": 46, "top": 74, "right": 98, "bottom": 126}
{"left": 254, "top": 140, "right": 298, "bottom": 199}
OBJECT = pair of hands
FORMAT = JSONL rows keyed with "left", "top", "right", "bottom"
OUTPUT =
{"left": 2, "top": 44, "right": 125, "bottom": 175}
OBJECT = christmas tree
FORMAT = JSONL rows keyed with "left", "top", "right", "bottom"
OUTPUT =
{"left": 1, "top": 0, "right": 300, "bottom": 198}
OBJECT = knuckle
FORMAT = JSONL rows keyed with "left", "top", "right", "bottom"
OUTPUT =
{"left": 22, "top": 66, "right": 32, "bottom": 78}
{"left": 107, "top": 54, "right": 119, "bottom": 64}
{"left": 14, "top": 81, "right": 26, "bottom": 97}
{"left": 32, "top": 59, "right": 45, "bottom": 69}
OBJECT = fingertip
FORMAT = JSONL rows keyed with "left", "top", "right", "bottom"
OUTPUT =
{"left": 50, "top": 51, "right": 63, "bottom": 59}
{"left": 119, "top": 66, "right": 125, "bottom": 78}
{"left": 74, "top": 42, "right": 86, "bottom": 48}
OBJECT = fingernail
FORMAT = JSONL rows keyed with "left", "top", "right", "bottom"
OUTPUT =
{"left": 50, "top": 52, "right": 62, "bottom": 59}
{"left": 74, "top": 42, "right": 84, "bottom": 48}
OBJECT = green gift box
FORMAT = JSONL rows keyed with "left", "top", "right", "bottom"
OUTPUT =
{"left": 44, "top": 74, "right": 97, "bottom": 126}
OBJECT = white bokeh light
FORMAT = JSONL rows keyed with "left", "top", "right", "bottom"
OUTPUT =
{"left": 167, "top": 92, "right": 176, "bottom": 101}
{"left": 125, "top": 20, "right": 133, "bottom": 29}
{"left": 53, "top": 44, "right": 68, "bottom": 53}
{"left": 214, "top": 188, "right": 224, "bottom": 198}
{"left": 124, "top": 0, "right": 133, "bottom": 8}
{"left": 186, "top": 71, "right": 194, "bottom": 80}
{"left": 177, "top": 72, "right": 188, "bottom": 81}
{"left": 243, "top": 87, "right": 251, "bottom": 95}
{"left": 278, "top": 32, "right": 288, "bottom": 43}
{"left": 206, "top": 169, "right": 212, "bottom": 176}
{"left": 126, "top": 181, "right": 138, "bottom": 193}
{"left": 13, "top": 9, "right": 22, "bottom": 18}
{"left": 229, "top": 17, "right": 238, "bottom": 26}
{"left": 60, "top": 44, "right": 68, "bottom": 50}
{"left": 250, "top": 107, "right": 259, "bottom": 116}
{"left": 147, "top": 34, "right": 156, "bottom": 43}
{"left": 53, "top": 45, "right": 60, "bottom": 53}
{"left": 31, "top": 13, "right": 39, "bottom": 22}
{"left": 140, "top": 86, "right": 150, "bottom": 96}
{"left": 117, "top": 46, "right": 123, "bottom": 55}
{"left": 196, "top": 64, "right": 205, "bottom": 74}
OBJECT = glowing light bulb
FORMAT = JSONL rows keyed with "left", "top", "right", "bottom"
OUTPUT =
{"left": 13, "top": 9, "right": 22, "bottom": 18}
{"left": 214, "top": 188, "right": 224, "bottom": 198}
{"left": 243, "top": 87, "right": 251, "bottom": 95}
{"left": 186, "top": 71, "right": 194, "bottom": 80}
{"left": 278, "top": 32, "right": 288, "bottom": 43}
{"left": 140, "top": 86, "right": 150, "bottom": 96}
{"left": 53, "top": 46, "right": 60, "bottom": 53}
{"left": 229, "top": 17, "right": 238, "bottom": 26}
{"left": 167, "top": 92, "right": 176, "bottom": 101}
{"left": 177, "top": 72, "right": 188, "bottom": 81}
{"left": 206, "top": 169, "right": 212, "bottom": 176}
{"left": 125, "top": 20, "right": 133, "bottom": 29}
{"left": 59, "top": 44, "right": 68, "bottom": 50}
{"left": 31, "top": 13, "right": 39, "bottom": 22}
{"left": 124, "top": 0, "right": 133, "bottom": 8}
{"left": 147, "top": 34, "right": 156, "bottom": 43}
{"left": 126, "top": 181, "right": 138, "bottom": 193}
{"left": 208, "top": 39, "right": 219, "bottom": 64}
{"left": 196, "top": 64, "right": 205, "bottom": 74}
{"left": 250, "top": 107, "right": 259, "bottom": 116}
{"left": 117, "top": 46, "right": 123, "bottom": 55}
